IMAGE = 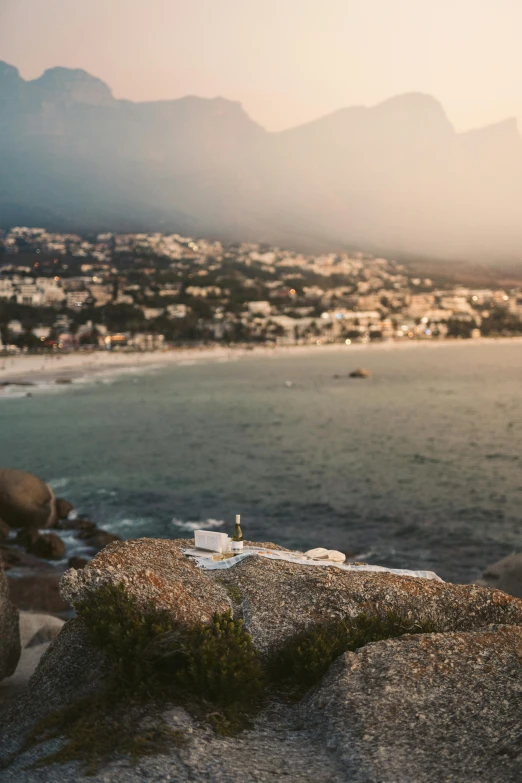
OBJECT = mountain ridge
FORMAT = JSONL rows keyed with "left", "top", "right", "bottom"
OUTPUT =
{"left": 1, "top": 60, "right": 522, "bottom": 263}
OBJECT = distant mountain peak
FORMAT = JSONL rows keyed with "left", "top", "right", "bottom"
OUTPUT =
{"left": 30, "top": 66, "right": 114, "bottom": 106}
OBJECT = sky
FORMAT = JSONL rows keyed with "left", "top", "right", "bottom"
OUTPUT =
{"left": 1, "top": 0, "right": 521, "bottom": 132}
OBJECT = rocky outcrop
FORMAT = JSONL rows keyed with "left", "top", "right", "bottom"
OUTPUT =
{"left": 476, "top": 552, "right": 522, "bottom": 599}
{"left": 0, "top": 552, "right": 20, "bottom": 681}
{"left": 3, "top": 539, "right": 522, "bottom": 782}
{"left": 305, "top": 624, "right": 522, "bottom": 782}
{"left": 0, "top": 469, "right": 57, "bottom": 530}
{"left": 62, "top": 538, "right": 522, "bottom": 656}
{"left": 60, "top": 538, "right": 231, "bottom": 626}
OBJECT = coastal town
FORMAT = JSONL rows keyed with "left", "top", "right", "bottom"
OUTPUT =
{"left": 1, "top": 226, "right": 522, "bottom": 352}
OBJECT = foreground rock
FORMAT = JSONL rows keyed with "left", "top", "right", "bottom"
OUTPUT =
{"left": 476, "top": 552, "right": 522, "bottom": 599}
{"left": 3, "top": 539, "right": 522, "bottom": 782}
{"left": 61, "top": 538, "right": 522, "bottom": 655}
{"left": 0, "top": 612, "right": 64, "bottom": 708}
{"left": 0, "top": 553, "right": 20, "bottom": 681}
{"left": 0, "top": 468, "right": 57, "bottom": 530}
{"left": 305, "top": 624, "right": 522, "bottom": 782}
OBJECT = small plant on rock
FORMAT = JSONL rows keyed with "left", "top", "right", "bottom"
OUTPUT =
{"left": 270, "top": 610, "right": 438, "bottom": 689}
{"left": 24, "top": 582, "right": 264, "bottom": 773}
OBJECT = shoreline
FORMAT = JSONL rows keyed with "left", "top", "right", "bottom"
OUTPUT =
{"left": 1, "top": 336, "right": 521, "bottom": 393}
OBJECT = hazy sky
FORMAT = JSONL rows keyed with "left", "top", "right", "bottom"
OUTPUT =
{"left": 1, "top": 0, "right": 521, "bottom": 132}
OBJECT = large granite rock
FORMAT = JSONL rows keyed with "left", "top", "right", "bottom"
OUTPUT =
{"left": 305, "top": 624, "right": 522, "bottom": 782}
{"left": 0, "top": 469, "right": 57, "bottom": 530}
{"left": 476, "top": 552, "right": 522, "bottom": 599}
{"left": 3, "top": 539, "right": 522, "bottom": 782}
{"left": 60, "top": 538, "right": 231, "bottom": 626}
{"left": 61, "top": 538, "right": 522, "bottom": 656}
{"left": 0, "top": 553, "right": 21, "bottom": 681}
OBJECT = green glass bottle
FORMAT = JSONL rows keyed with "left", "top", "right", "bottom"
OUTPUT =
{"left": 231, "top": 514, "right": 244, "bottom": 554}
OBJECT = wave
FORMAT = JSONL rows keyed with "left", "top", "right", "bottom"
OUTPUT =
{"left": 172, "top": 517, "right": 225, "bottom": 532}
{"left": 48, "top": 477, "right": 70, "bottom": 490}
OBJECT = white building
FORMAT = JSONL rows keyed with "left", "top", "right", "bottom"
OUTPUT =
{"left": 247, "top": 301, "right": 271, "bottom": 316}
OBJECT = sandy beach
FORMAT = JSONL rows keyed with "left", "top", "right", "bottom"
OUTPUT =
{"left": 1, "top": 337, "right": 521, "bottom": 394}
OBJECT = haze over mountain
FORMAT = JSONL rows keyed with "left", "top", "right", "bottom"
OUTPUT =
{"left": 1, "top": 61, "right": 522, "bottom": 263}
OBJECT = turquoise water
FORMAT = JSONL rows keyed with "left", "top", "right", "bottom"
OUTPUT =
{"left": 1, "top": 342, "right": 522, "bottom": 583}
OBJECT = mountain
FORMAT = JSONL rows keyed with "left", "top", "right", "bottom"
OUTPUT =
{"left": 1, "top": 61, "right": 522, "bottom": 262}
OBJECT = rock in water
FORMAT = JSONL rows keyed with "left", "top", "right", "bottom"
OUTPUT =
{"left": 54, "top": 498, "right": 74, "bottom": 520}
{"left": 27, "top": 533, "right": 66, "bottom": 561}
{"left": 0, "top": 468, "right": 57, "bottom": 530}
{"left": 475, "top": 552, "right": 522, "bottom": 598}
{"left": 349, "top": 367, "right": 372, "bottom": 378}
{"left": 0, "top": 551, "right": 21, "bottom": 681}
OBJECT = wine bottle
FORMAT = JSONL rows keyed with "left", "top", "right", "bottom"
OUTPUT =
{"left": 231, "top": 514, "right": 244, "bottom": 554}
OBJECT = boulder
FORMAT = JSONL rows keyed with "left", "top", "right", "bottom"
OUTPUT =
{"left": 3, "top": 540, "right": 522, "bottom": 782}
{"left": 0, "top": 552, "right": 21, "bottom": 681}
{"left": 55, "top": 498, "right": 75, "bottom": 520}
{"left": 349, "top": 368, "right": 372, "bottom": 378}
{"left": 0, "top": 469, "right": 57, "bottom": 530}
{"left": 475, "top": 552, "right": 522, "bottom": 599}
{"left": 8, "top": 571, "right": 70, "bottom": 614}
{"left": 26, "top": 533, "right": 66, "bottom": 561}
{"left": 53, "top": 517, "right": 96, "bottom": 532}
{"left": 0, "top": 543, "right": 58, "bottom": 571}
{"left": 74, "top": 528, "right": 121, "bottom": 551}
{"left": 60, "top": 538, "right": 522, "bottom": 656}
{"left": 304, "top": 624, "right": 522, "bottom": 782}
{"left": 16, "top": 530, "right": 66, "bottom": 560}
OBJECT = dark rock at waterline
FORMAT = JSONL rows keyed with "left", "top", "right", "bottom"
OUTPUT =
{"left": 0, "top": 518, "right": 10, "bottom": 542}
{"left": 0, "top": 381, "right": 35, "bottom": 387}
{"left": 68, "top": 556, "right": 89, "bottom": 570}
{"left": 75, "top": 529, "right": 121, "bottom": 550}
{"left": 52, "top": 517, "right": 96, "bottom": 532}
{"left": 8, "top": 570, "right": 69, "bottom": 614}
{"left": 55, "top": 377, "right": 73, "bottom": 385}
{"left": 349, "top": 367, "right": 372, "bottom": 378}
{"left": 0, "top": 552, "right": 20, "bottom": 682}
{"left": 15, "top": 529, "right": 65, "bottom": 560}
{"left": 0, "top": 544, "right": 57, "bottom": 571}
{"left": 0, "top": 468, "right": 57, "bottom": 530}
{"left": 28, "top": 533, "right": 66, "bottom": 561}
{"left": 55, "top": 497, "right": 75, "bottom": 520}
{"left": 475, "top": 552, "right": 522, "bottom": 599}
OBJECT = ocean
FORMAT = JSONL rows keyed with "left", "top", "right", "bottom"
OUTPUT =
{"left": 1, "top": 341, "right": 522, "bottom": 583}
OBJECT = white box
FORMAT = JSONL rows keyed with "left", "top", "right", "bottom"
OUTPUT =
{"left": 194, "top": 530, "right": 231, "bottom": 554}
